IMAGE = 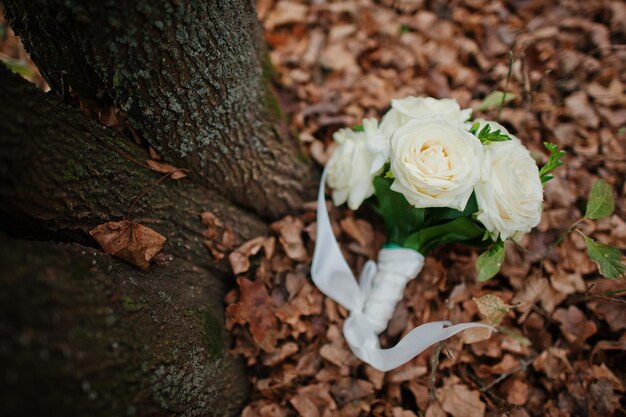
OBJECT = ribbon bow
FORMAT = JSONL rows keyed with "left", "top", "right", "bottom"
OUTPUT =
{"left": 311, "top": 170, "right": 492, "bottom": 372}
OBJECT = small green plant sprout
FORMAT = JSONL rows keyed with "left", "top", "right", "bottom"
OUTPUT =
{"left": 570, "top": 179, "right": 626, "bottom": 279}
{"left": 469, "top": 121, "right": 512, "bottom": 144}
{"left": 539, "top": 142, "right": 566, "bottom": 184}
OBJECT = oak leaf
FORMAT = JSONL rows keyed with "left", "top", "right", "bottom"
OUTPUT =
{"left": 89, "top": 220, "right": 166, "bottom": 269}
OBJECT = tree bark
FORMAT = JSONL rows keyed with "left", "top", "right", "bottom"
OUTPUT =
{"left": 3, "top": 0, "right": 317, "bottom": 218}
{"left": 0, "top": 61, "right": 259, "bottom": 415}
{"left": 1, "top": 0, "right": 315, "bottom": 414}
{"left": 0, "top": 234, "right": 247, "bottom": 417}
{"left": 0, "top": 66, "right": 266, "bottom": 265}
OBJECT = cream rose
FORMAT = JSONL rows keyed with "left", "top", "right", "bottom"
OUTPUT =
{"left": 363, "top": 117, "right": 389, "bottom": 174}
{"left": 326, "top": 128, "right": 378, "bottom": 210}
{"left": 389, "top": 119, "right": 482, "bottom": 210}
{"left": 473, "top": 120, "right": 543, "bottom": 241}
{"left": 379, "top": 96, "right": 472, "bottom": 138}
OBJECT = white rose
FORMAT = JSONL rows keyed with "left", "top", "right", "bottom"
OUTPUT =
{"left": 363, "top": 117, "right": 389, "bottom": 174}
{"left": 389, "top": 119, "right": 482, "bottom": 211}
{"left": 326, "top": 128, "right": 378, "bottom": 210}
{"left": 379, "top": 96, "right": 472, "bottom": 138}
{"left": 473, "top": 120, "right": 543, "bottom": 241}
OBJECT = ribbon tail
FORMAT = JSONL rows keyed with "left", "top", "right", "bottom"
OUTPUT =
{"left": 344, "top": 316, "right": 494, "bottom": 372}
{"left": 311, "top": 169, "right": 363, "bottom": 312}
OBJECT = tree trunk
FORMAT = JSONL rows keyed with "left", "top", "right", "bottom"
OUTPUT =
{"left": 0, "top": 235, "right": 247, "bottom": 417}
{"left": 0, "top": 65, "right": 258, "bottom": 416}
{"left": 2, "top": 0, "right": 316, "bottom": 218}
{"left": 0, "top": 0, "right": 316, "bottom": 415}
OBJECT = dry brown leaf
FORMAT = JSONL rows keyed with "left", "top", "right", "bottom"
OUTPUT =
{"left": 437, "top": 384, "right": 485, "bottom": 417}
{"left": 461, "top": 326, "right": 494, "bottom": 345}
{"left": 201, "top": 211, "right": 235, "bottom": 260}
{"left": 264, "top": 1, "right": 308, "bottom": 30}
{"left": 146, "top": 159, "right": 188, "bottom": 180}
{"left": 553, "top": 305, "right": 597, "bottom": 346}
{"left": 425, "top": 402, "right": 446, "bottom": 417}
{"left": 289, "top": 383, "right": 336, "bottom": 417}
{"left": 271, "top": 216, "right": 307, "bottom": 261}
{"left": 89, "top": 220, "right": 166, "bottom": 269}
{"left": 229, "top": 237, "right": 268, "bottom": 275}
{"left": 473, "top": 294, "right": 511, "bottom": 325}
{"left": 533, "top": 348, "right": 573, "bottom": 381}
{"left": 226, "top": 277, "right": 278, "bottom": 353}
{"left": 148, "top": 146, "right": 161, "bottom": 160}
{"left": 501, "top": 378, "right": 528, "bottom": 405}
{"left": 329, "top": 378, "right": 374, "bottom": 405}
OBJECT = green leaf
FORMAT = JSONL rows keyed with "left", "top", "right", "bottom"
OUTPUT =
{"left": 403, "top": 216, "right": 484, "bottom": 254}
{"left": 583, "top": 235, "right": 626, "bottom": 279}
{"left": 585, "top": 179, "right": 615, "bottom": 219}
{"left": 1, "top": 57, "right": 35, "bottom": 77}
{"left": 373, "top": 176, "right": 425, "bottom": 245}
{"left": 427, "top": 193, "right": 478, "bottom": 223}
{"left": 498, "top": 326, "right": 532, "bottom": 346}
{"left": 477, "top": 240, "right": 506, "bottom": 281}
{"left": 352, "top": 124, "right": 364, "bottom": 132}
{"left": 468, "top": 122, "right": 511, "bottom": 145}
{"left": 539, "top": 142, "right": 566, "bottom": 184}
{"left": 477, "top": 91, "right": 517, "bottom": 111}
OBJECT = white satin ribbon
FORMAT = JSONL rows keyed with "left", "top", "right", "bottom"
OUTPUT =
{"left": 311, "top": 170, "right": 493, "bottom": 372}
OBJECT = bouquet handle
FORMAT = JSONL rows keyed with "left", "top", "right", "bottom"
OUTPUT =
{"left": 311, "top": 169, "right": 493, "bottom": 371}
{"left": 363, "top": 248, "right": 424, "bottom": 334}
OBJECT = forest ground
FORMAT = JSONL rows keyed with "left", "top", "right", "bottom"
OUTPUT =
{"left": 2, "top": 1, "right": 625, "bottom": 416}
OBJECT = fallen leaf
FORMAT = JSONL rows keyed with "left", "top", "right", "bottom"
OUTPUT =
{"left": 501, "top": 378, "right": 528, "bottom": 405}
{"left": 553, "top": 305, "right": 597, "bottom": 345}
{"left": 329, "top": 378, "right": 374, "bottom": 405}
{"left": 437, "top": 384, "right": 485, "bottom": 417}
{"left": 271, "top": 216, "right": 307, "bottom": 261}
{"left": 289, "top": 383, "right": 337, "bottom": 417}
{"left": 89, "top": 220, "right": 166, "bottom": 269}
{"left": 588, "top": 379, "right": 621, "bottom": 416}
{"left": 146, "top": 159, "right": 188, "bottom": 180}
{"left": 565, "top": 91, "right": 599, "bottom": 128}
{"left": 461, "top": 326, "right": 494, "bottom": 345}
{"left": 473, "top": 294, "right": 511, "bottom": 325}
{"left": 226, "top": 277, "right": 278, "bottom": 352}
{"left": 201, "top": 211, "right": 235, "bottom": 260}
{"left": 148, "top": 146, "right": 161, "bottom": 160}
{"left": 229, "top": 237, "right": 268, "bottom": 275}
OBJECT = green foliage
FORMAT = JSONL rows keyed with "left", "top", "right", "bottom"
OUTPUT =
{"left": 583, "top": 234, "right": 626, "bottom": 279}
{"left": 372, "top": 176, "right": 425, "bottom": 245}
{"left": 403, "top": 216, "right": 484, "bottom": 254}
{"left": 539, "top": 142, "right": 566, "bottom": 184}
{"left": 498, "top": 326, "right": 532, "bottom": 346}
{"left": 585, "top": 179, "right": 615, "bottom": 219}
{"left": 469, "top": 122, "right": 511, "bottom": 145}
{"left": 477, "top": 91, "right": 516, "bottom": 111}
{"left": 352, "top": 124, "right": 364, "bottom": 132}
{"left": 1, "top": 57, "right": 34, "bottom": 77}
{"left": 476, "top": 240, "right": 506, "bottom": 281}
{"left": 427, "top": 193, "right": 478, "bottom": 223}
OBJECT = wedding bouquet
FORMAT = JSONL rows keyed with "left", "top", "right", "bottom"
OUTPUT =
{"left": 311, "top": 96, "right": 564, "bottom": 371}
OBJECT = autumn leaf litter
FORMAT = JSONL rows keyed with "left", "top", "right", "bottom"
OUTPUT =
{"left": 225, "top": 1, "right": 626, "bottom": 416}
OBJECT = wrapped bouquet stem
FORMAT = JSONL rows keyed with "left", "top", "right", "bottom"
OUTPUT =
{"left": 311, "top": 96, "right": 564, "bottom": 371}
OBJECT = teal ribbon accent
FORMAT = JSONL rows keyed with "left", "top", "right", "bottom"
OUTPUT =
{"left": 383, "top": 243, "right": 402, "bottom": 249}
